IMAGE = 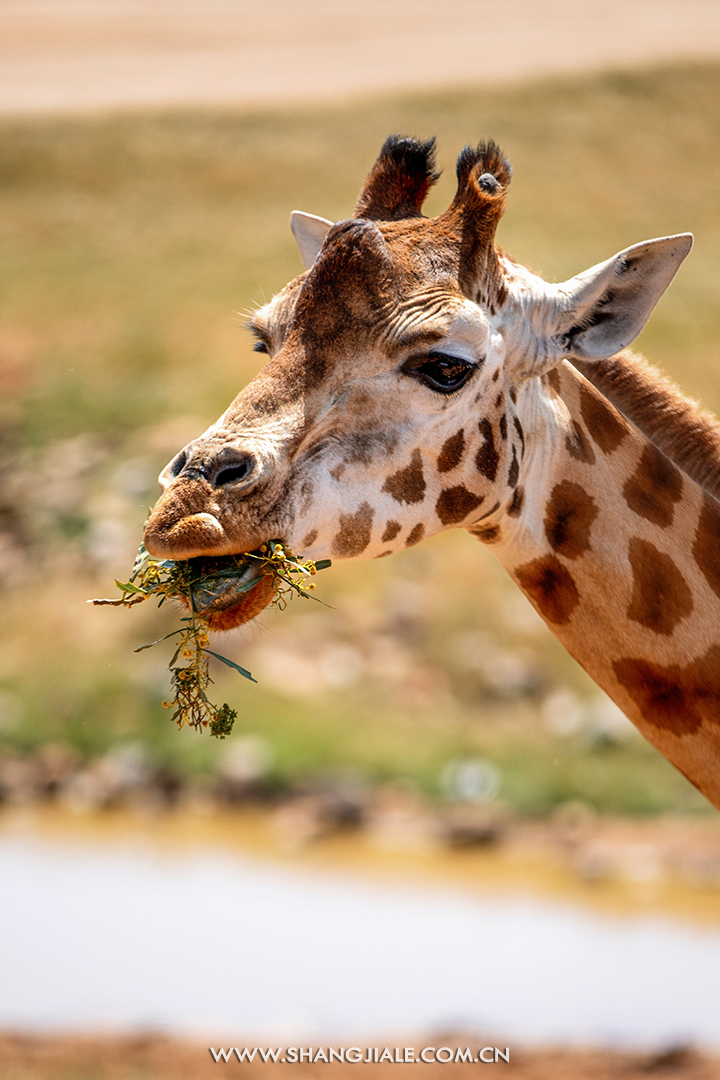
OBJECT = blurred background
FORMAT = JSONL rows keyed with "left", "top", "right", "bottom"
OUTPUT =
{"left": 2, "top": 3, "right": 720, "bottom": 1078}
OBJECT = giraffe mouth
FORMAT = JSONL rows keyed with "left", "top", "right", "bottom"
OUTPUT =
{"left": 183, "top": 559, "right": 277, "bottom": 631}
{"left": 202, "top": 575, "right": 276, "bottom": 630}
{"left": 148, "top": 511, "right": 231, "bottom": 558}
{"left": 143, "top": 474, "right": 235, "bottom": 559}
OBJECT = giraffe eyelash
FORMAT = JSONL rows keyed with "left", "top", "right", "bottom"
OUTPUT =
{"left": 246, "top": 318, "right": 272, "bottom": 355}
{"left": 401, "top": 351, "right": 479, "bottom": 395}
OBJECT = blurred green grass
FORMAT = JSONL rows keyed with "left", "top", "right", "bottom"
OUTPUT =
{"left": 1, "top": 61, "right": 719, "bottom": 816}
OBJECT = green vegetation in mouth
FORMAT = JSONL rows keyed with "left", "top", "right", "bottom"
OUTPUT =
{"left": 90, "top": 540, "right": 331, "bottom": 739}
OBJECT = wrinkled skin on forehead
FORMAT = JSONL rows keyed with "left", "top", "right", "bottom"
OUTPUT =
{"left": 143, "top": 136, "right": 691, "bottom": 629}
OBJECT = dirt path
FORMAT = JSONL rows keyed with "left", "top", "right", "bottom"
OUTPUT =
{"left": 1, "top": 0, "right": 720, "bottom": 115}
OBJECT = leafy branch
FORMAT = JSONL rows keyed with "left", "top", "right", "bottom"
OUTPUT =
{"left": 90, "top": 540, "right": 330, "bottom": 738}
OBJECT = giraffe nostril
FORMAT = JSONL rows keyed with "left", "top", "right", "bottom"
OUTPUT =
{"left": 214, "top": 453, "right": 256, "bottom": 488}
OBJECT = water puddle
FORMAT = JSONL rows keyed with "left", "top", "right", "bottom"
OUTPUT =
{"left": 1, "top": 818, "right": 720, "bottom": 1047}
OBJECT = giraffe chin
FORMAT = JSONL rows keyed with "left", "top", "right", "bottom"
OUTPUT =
{"left": 182, "top": 573, "right": 277, "bottom": 632}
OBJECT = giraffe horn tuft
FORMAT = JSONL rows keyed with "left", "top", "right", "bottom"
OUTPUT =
{"left": 354, "top": 134, "right": 440, "bottom": 222}
{"left": 453, "top": 140, "right": 512, "bottom": 196}
{"left": 444, "top": 139, "right": 513, "bottom": 310}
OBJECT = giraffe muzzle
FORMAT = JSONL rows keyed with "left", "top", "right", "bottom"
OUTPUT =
{"left": 163, "top": 446, "right": 258, "bottom": 491}
{"left": 142, "top": 474, "right": 232, "bottom": 559}
{"left": 144, "top": 437, "right": 290, "bottom": 559}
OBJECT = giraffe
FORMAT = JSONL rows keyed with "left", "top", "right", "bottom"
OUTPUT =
{"left": 143, "top": 136, "right": 720, "bottom": 810}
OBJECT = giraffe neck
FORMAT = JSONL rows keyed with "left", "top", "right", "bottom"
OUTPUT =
{"left": 480, "top": 359, "right": 720, "bottom": 810}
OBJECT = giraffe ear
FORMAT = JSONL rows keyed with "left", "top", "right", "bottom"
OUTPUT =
{"left": 290, "top": 211, "right": 334, "bottom": 270}
{"left": 553, "top": 234, "right": 693, "bottom": 362}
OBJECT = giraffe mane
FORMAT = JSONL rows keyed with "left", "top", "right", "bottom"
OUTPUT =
{"left": 572, "top": 351, "right": 720, "bottom": 500}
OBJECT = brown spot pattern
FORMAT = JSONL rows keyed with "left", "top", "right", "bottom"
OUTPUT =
{"left": 515, "top": 555, "right": 580, "bottom": 625}
{"left": 437, "top": 429, "right": 465, "bottom": 473}
{"left": 513, "top": 415, "right": 525, "bottom": 455}
{"left": 579, "top": 385, "right": 627, "bottom": 453}
{"left": 507, "top": 486, "right": 524, "bottom": 517}
{"left": 436, "top": 486, "right": 484, "bottom": 525}
{"left": 627, "top": 538, "right": 693, "bottom": 635}
{"left": 692, "top": 493, "right": 720, "bottom": 602}
{"left": 623, "top": 445, "right": 683, "bottom": 528}
{"left": 382, "top": 449, "right": 426, "bottom": 504}
{"left": 473, "top": 524, "right": 501, "bottom": 544}
{"left": 544, "top": 481, "right": 598, "bottom": 559}
{"left": 476, "top": 419, "right": 499, "bottom": 482}
{"left": 302, "top": 529, "right": 318, "bottom": 548}
{"left": 572, "top": 351, "right": 720, "bottom": 504}
{"left": 499, "top": 414, "right": 507, "bottom": 440}
{"left": 508, "top": 446, "right": 519, "bottom": 487}
{"left": 381, "top": 520, "right": 401, "bottom": 543}
{"left": 565, "top": 420, "right": 596, "bottom": 465}
{"left": 614, "top": 646, "right": 720, "bottom": 736}
{"left": 331, "top": 502, "right": 374, "bottom": 558}
{"left": 405, "top": 523, "right": 425, "bottom": 546}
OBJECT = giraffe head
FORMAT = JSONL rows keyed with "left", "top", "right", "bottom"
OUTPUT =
{"left": 143, "top": 136, "right": 691, "bottom": 627}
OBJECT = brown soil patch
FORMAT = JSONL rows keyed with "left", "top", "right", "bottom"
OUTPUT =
{"left": 1, "top": 1034, "right": 718, "bottom": 1080}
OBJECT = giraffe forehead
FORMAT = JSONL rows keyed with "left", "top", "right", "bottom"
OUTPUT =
{"left": 382, "top": 296, "right": 491, "bottom": 355}
{"left": 287, "top": 217, "right": 466, "bottom": 342}
{"left": 258, "top": 213, "right": 496, "bottom": 367}
{"left": 265, "top": 280, "right": 491, "bottom": 369}
{"left": 296, "top": 220, "right": 405, "bottom": 321}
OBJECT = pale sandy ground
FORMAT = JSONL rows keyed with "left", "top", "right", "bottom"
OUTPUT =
{"left": 1, "top": 0, "right": 720, "bottom": 115}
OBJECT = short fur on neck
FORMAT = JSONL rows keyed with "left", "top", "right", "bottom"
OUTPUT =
{"left": 573, "top": 351, "right": 720, "bottom": 500}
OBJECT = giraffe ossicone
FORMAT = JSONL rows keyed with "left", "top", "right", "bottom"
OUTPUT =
{"left": 144, "top": 136, "right": 720, "bottom": 809}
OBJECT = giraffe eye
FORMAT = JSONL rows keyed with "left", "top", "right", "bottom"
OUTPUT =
{"left": 403, "top": 351, "right": 477, "bottom": 394}
{"left": 253, "top": 340, "right": 269, "bottom": 354}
